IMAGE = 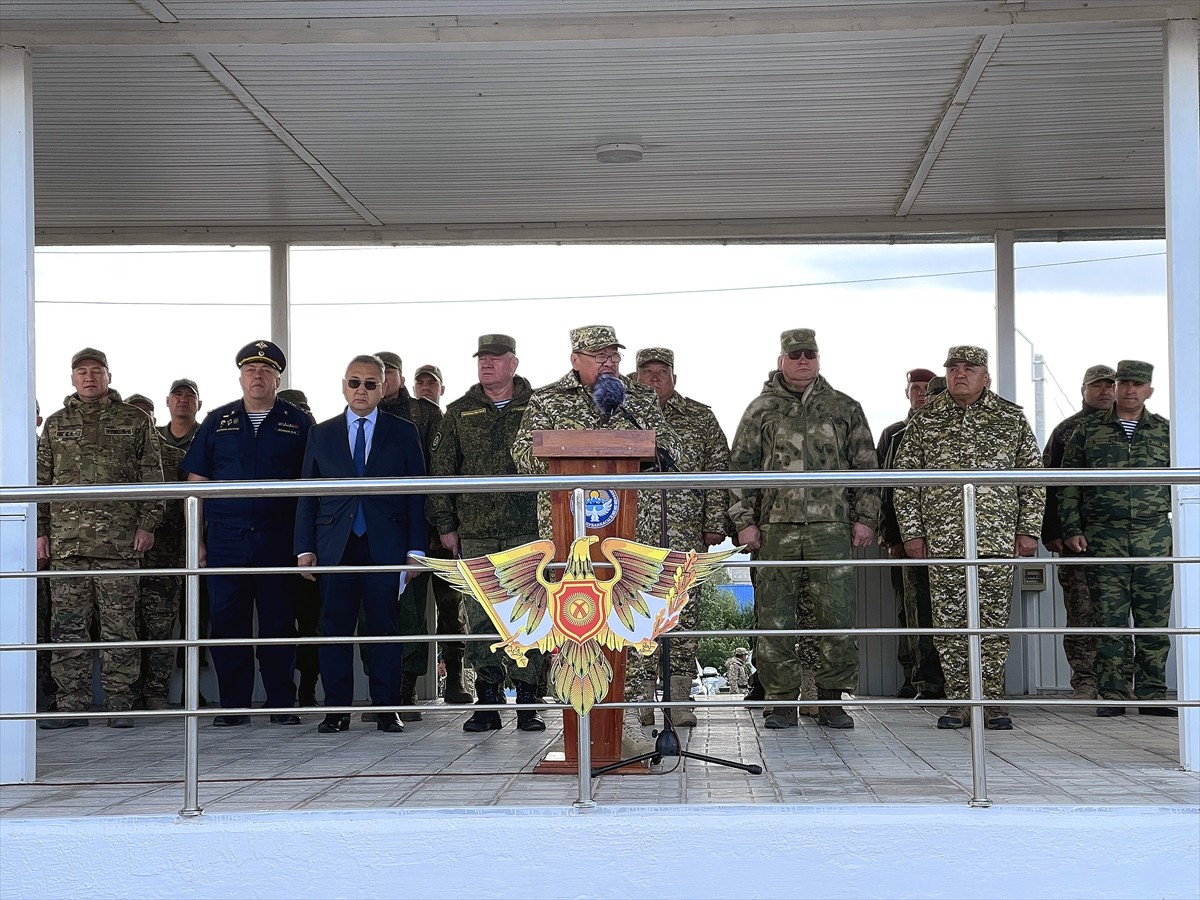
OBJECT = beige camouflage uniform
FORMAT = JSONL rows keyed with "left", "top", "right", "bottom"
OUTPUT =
{"left": 893, "top": 362, "right": 1044, "bottom": 707}
{"left": 37, "top": 389, "right": 164, "bottom": 713}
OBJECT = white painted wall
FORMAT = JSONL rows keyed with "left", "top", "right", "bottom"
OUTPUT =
{"left": 2, "top": 805, "right": 1197, "bottom": 899}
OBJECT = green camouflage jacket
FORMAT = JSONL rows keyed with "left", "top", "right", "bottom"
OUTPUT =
{"left": 660, "top": 390, "right": 731, "bottom": 550}
{"left": 893, "top": 389, "right": 1044, "bottom": 557}
{"left": 426, "top": 376, "right": 537, "bottom": 540}
{"left": 37, "top": 389, "right": 164, "bottom": 559}
{"left": 145, "top": 423, "right": 200, "bottom": 565}
{"left": 1040, "top": 404, "right": 1105, "bottom": 544}
{"left": 728, "top": 373, "right": 880, "bottom": 531}
{"left": 379, "top": 387, "right": 445, "bottom": 553}
{"left": 1059, "top": 405, "right": 1171, "bottom": 537}
{"left": 511, "top": 370, "right": 684, "bottom": 542}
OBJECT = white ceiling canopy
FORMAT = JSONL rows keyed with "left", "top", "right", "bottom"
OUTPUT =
{"left": 1, "top": 0, "right": 1195, "bottom": 244}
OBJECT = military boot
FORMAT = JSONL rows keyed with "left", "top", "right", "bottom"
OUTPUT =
{"left": 463, "top": 678, "right": 503, "bottom": 732}
{"left": 399, "top": 672, "right": 423, "bottom": 722}
{"left": 515, "top": 682, "right": 547, "bottom": 731}
{"left": 817, "top": 688, "right": 854, "bottom": 729}
{"left": 441, "top": 648, "right": 474, "bottom": 705}
{"left": 668, "top": 675, "right": 697, "bottom": 727}
{"left": 763, "top": 707, "right": 798, "bottom": 729}
{"left": 637, "top": 707, "right": 655, "bottom": 727}
{"left": 798, "top": 671, "right": 819, "bottom": 718}
{"left": 621, "top": 711, "right": 655, "bottom": 757}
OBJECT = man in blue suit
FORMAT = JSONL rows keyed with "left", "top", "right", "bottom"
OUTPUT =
{"left": 295, "top": 355, "right": 428, "bottom": 734}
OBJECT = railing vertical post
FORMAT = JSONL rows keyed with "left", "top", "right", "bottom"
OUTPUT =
{"left": 571, "top": 487, "right": 596, "bottom": 810}
{"left": 180, "top": 496, "right": 202, "bottom": 817}
{"left": 963, "top": 484, "right": 991, "bottom": 808}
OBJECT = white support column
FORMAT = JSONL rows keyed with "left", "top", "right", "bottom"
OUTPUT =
{"left": 269, "top": 241, "right": 291, "bottom": 390}
{"left": 0, "top": 46, "right": 38, "bottom": 784}
{"left": 994, "top": 229, "right": 1017, "bottom": 401}
{"left": 1164, "top": 18, "right": 1200, "bottom": 772}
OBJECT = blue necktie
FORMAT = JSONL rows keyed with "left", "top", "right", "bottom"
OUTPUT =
{"left": 352, "top": 417, "right": 367, "bottom": 536}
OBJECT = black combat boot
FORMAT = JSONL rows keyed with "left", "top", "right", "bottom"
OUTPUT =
{"left": 515, "top": 681, "right": 546, "bottom": 732}
{"left": 399, "top": 672, "right": 422, "bottom": 722}
{"left": 817, "top": 688, "right": 854, "bottom": 729}
{"left": 441, "top": 648, "right": 474, "bottom": 705}
{"left": 463, "top": 678, "right": 503, "bottom": 732}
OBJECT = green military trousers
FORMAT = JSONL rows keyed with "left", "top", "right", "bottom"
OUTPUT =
{"left": 459, "top": 534, "right": 543, "bottom": 687}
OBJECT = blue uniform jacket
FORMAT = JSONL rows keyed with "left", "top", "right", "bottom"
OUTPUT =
{"left": 181, "top": 397, "right": 311, "bottom": 532}
{"left": 293, "top": 410, "right": 428, "bottom": 566}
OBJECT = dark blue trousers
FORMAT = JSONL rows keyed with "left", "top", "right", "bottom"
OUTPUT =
{"left": 206, "top": 523, "right": 297, "bottom": 710}
{"left": 319, "top": 534, "right": 406, "bottom": 707}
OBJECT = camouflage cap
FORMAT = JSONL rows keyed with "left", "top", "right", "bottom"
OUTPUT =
{"left": 168, "top": 378, "right": 199, "bottom": 396}
{"left": 636, "top": 347, "right": 674, "bottom": 368}
{"left": 927, "top": 375, "right": 947, "bottom": 396}
{"left": 1082, "top": 364, "right": 1117, "bottom": 385}
{"left": 943, "top": 345, "right": 988, "bottom": 367}
{"left": 414, "top": 364, "right": 443, "bottom": 383}
{"left": 1116, "top": 359, "right": 1153, "bottom": 383}
{"left": 126, "top": 393, "right": 154, "bottom": 411}
{"left": 277, "top": 388, "right": 309, "bottom": 405}
{"left": 780, "top": 329, "right": 818, "bottom": 353}
{"left": 236, "top": 339, "right": 286, "bottom": 373}
{"left": 907, "top": 368, "right": 936, "bottom": 384}
{"left": 375, "top": 351, "right": 402, "bottom": 371}
{"left": 570, "top": 325, "right": 625, "bottom": 353}
{"left": 71, "top": 347, "right": 108, "bottom": 368}
{"left": 473, "top": 334, "right": 516, "bottom": 357}
{"left": 734, "top": 647, "right": 749, "bottom": 657}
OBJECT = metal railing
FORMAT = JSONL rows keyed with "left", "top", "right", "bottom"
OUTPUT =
{"left": 1, "top": 467, "right": 1197, "bottom": 814}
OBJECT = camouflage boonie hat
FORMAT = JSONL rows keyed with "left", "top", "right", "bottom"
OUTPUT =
{"left": 126, "top": 393, "right": 154, "bottom": 411}
{"left": 907, "top": 368, "right": 936, "bottom": 384}
{"left": 571, "top": 325, "right": 624, "bottom": 353}
{"left": 236, "top": 339, "right": 286, "bottom": 373}
{"left": 734, "top": 647, "right": 748, "bottom": 657}
{"left": 375, "top": 351, "right": 402, "bottom": 370}
{"left": 1082, "top": 364, "right": 1117, "bottom": 385}
{"left": 943, "top": 345, "right": 988, "bottom": 367}
{"left": 636, "top": 347, "right": 674, "bottom": 368}
{"left": 780, "top": 329, "right": 818, "bottom": 353}
{"left": 71, "top": 347, "right": 108, "bottom": 368}
{"left": 473, "top": 334, "right": 516, "bottom": 356}
{"left": 414, "top": 364, "right": 443, "bottom": 383}
{"left": 168, "top": 378, "right": 199, "bottom": 396}
{"left": 1116, "top": 360, "right": 1153, "bottom": 383}
{"left": 927, "top": 375, "right": 947, "bottom": 396}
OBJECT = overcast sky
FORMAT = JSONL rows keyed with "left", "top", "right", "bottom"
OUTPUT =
{"left": 32, "top": 240, "right": 1170, "bottom": 451}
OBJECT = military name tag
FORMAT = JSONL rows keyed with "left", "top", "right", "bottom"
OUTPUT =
{"left": 54, "top": 427, "right": 83, "bottom": 439}
{"left": 104, "top": 427, "right": 134, "bottom": 436}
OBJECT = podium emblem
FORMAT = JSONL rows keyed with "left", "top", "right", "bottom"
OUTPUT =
{"left": 582, "top": 489, "right": 619, "bottom": 529}
{"left": 419, "top": 536, "right": 740, "bottom": 715}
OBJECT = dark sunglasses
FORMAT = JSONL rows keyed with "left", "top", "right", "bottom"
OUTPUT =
{"left": 786, "top": 349, "right": 818, "bottom": 361}
{"left": 345, "top": 378, "right": 381, "bottom": 391}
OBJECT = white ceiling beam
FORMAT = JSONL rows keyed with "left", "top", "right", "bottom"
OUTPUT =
{"left": 30, "top": 209, "right": 1166, "bottom": 247}
{"left": 897, "top": 33, "right": 1003, "bottom": 217}
{"left": 3, "top": 3, "right": 1196, "bottom": 52}
{"left": 191, "top": 51, "right": 383, "bottom": 228}
{"left": 131, "top": 0, "right": 178, "bottom": 25}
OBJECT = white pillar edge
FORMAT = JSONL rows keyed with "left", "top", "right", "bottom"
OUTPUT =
{"left": 269, "top": 241, "right": 291, "bottom": 390}
{"left": 0, "top": 46, "right": 38, "bottom": 784}
{"left": 993, "top": 229, "right": 1017, "bottom": 401}
{"left": 1163, "top": 18, "right": 1200, "bottom": 773}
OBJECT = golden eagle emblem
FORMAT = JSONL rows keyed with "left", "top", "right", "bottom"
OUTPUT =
{"left": 418, "top": 536, "right": 740, "bottom": 716}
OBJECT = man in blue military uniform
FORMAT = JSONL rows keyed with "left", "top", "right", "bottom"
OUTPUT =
{"left": 182, "top": 340, "right": 312, "bottom": 726}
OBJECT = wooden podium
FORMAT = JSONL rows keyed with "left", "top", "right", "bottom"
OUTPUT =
{"left": 531, "top": 429, "right": 656, "bottom": 775}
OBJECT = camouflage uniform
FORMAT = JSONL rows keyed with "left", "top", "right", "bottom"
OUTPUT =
{"left": 1059, "top": 400, "right": 1172, "bottom": 702}
{"left": 427, "top": 375, "right": 542, "bottom": 686}
{"left": 879, "top": 413, "right": 944, "bottom": 696}
{"left": 624, "top": 384, "right": 730, "bottom": 701}
{"left": 893, "top": 387, "right": 1044, "bottom": 702}
{"left": 378, "top": 389, "right": 467, "bottom": 678}
{"left": 728, "top": 371, "right": 881, "bottom": 700}
{"left": 137, "top": 423, "right": 198, "bottom": 707}
{"left": 724, "top": 654, "right": 750, "bottom": 693}
{"left": 37, "top": 389, "right": 164, "bottom": 713}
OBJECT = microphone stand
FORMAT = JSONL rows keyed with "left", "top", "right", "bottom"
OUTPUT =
{"left": 591, "top": 404, "right": 762, "bottom": 777}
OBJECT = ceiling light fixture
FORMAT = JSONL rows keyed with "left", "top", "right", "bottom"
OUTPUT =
{"left": 595, "top": 142, "right": 644, "bottom": 164}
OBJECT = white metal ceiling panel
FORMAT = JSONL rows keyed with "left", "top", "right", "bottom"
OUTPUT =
{"left": 0, "top": 0, "right": 149, "bottom": 20}
{"left": 908, "top": 28, "right": 1166, "bottom": 215}
{"left": 219, "top": 34, "right": 980, "bottom": 224}
{"left": 31, "top": 54, "right": 370, "bottom": 227}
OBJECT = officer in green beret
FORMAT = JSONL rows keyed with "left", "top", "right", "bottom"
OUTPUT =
{"left": 1060, "top": 360, "right": 1175, "bottom": 717}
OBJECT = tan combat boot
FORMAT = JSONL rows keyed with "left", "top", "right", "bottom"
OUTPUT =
{"left": 668, "top": 675, "right": 698, "bottom": 727}
{"left": 621, "top": 711, "right": 655, "bottom": 757}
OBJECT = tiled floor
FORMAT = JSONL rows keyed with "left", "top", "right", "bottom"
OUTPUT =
{"left": 3, "top": 697, "right": 1196, "bottom": 817}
